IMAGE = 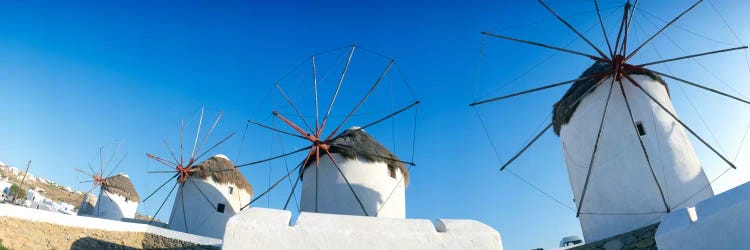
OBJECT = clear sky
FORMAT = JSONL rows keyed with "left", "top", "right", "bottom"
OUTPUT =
{"left": 0, "top": 1, "right": 749, "bottom": 249}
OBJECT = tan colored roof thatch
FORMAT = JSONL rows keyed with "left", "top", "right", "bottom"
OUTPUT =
{"left": 102, "top": 174, "right": 140, "bottom": 202}
{"left": 304, "top": 128, "right": 409, "bottom": 185}
{"left": 192, "top": 154, "right": 253, "bottom": 195}
{"left": 552, "top": 61, "right": 668, "bottom": 135}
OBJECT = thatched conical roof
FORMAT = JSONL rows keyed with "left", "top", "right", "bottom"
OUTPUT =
{"left": 552, "top": 61, "right": 668, "bottom": 135}
{"left": 305, "top": 127, "right": 409, "bottom": 185}
{"left": 192, "top": 154, "right": 253, "bottom": 195}
{"left": 102, "top": 174, "right": 140, "bottom": 202}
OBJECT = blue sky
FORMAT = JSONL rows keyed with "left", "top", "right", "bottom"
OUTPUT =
{"left": 0, "top": 1, "right": 749, "bottom": 249}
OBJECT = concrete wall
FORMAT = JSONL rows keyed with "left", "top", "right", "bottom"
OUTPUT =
{"left": 94, "top": 189, "right": 138, "bottom": 220}
{"left": 0, "top": 203, "right": 222, "bottom": 246}
{"left": 223, "top": 207, "right": 501, "bottom": 249}
{"left": 300, "top": 153, "right": 406, "bottom": 218}
{"left": 168, "top": 177, "right": 251, "bottom": 239}
{"left": 656, "top": 180, "right": 750, "bottom": 249}
{"left": 559, "top": 75, "right": 713, "bottom": 242}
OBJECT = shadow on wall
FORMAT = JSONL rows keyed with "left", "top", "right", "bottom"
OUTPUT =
{"left": 349, "top": 183, "right": 383, "bottom": 216}
{"left": 69, "top": 236, "right": 218, "bottom": 250}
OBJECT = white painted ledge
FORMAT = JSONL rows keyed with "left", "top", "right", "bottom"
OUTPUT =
{"left": 0, "top": 204, "right": 221, "bottom": 246}
{"left": 223, "top": 207, "right": 502, "bottom": 250}
{"left": 656, "top": 181, "right": 750, "bottom": 249}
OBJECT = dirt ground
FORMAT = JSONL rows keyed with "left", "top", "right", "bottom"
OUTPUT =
{"left": 0, "top": 217, "right": 218, "bottom": 250}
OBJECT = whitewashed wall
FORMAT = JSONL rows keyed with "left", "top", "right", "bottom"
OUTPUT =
{"left": 656, "top": 180, "right": 750, "bottom": 249}
{"left": 300, "top": 153, "right": 406, "bottom": 218}
{"left": 168, "top": 177, "right": 251, "bottom": 239}
{"left": 94, "top": 190, "right": 138, "bottom": 220}
{"left": 223, "top": 207, "right": 502, "bottom": 250}
{"left": 559, "top": 75, "right": 713, "bottom": 242}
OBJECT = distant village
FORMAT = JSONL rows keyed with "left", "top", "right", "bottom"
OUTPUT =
{"left": 0, "top": 161, "right": 81, "bottom": 215}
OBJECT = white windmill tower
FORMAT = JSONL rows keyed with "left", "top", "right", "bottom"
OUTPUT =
{"left": 76, "top": 143, "right": 139, "bottom": 221}
{"left": 236, "top": 45, "right": 419, "bottom": 218}
{"left": 95, "top": 174, "right": 140, "bottom": 220}
{"left": 144, "top": 108, "right": 253, "bottom": 239}
{"left": 471, "top": 0, "right": 747, "bottom": 242}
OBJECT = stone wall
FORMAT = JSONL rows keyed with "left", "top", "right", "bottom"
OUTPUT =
{"left": 0, "top": 217, "right": 217, "bottom": 250}
{"left": 569, "top": 223, "right": 658, "bottom": 250}
{"left": 0, "top": 204, "right": 221, "bottom": 249}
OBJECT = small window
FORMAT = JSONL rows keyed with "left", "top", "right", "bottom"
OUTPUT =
{"left": 228, "top": 187, "right": 234, "bottom": 195}
{"left": 125, "top": 197, "right": 129, "bottom": 202}
{"left": 636, "top": 122, "right": 647, "bottom": 136}
{"left": 217, "top": 203, "right": 226, "bottom": 213}
{"left": 211, "top": 176, "right": 218, "bottom": 183}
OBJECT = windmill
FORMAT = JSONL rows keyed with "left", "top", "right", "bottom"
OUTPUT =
{"left": 75, "top": 142, "right": 139, "bottom": 221}
{"left": 236, "top": 45, "right": 419, "bottom": 218}
{"left": 471, "top": 0, "right": 748, "bottom": 242}
{"left": 142, "top": 108, "right": 252, "bottom": 239}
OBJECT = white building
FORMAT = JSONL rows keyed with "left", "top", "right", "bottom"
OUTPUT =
{"left": 300, "top": 127, "right": 409, "bottom": 218}
{"left": 168, "top": 154, "right": 253, "bottom": 239}
{"left": 553, "top": 62, "right": 713, "bottom": 242}
{"left": 92, "top": 174, "right": 140, "bottom": 221}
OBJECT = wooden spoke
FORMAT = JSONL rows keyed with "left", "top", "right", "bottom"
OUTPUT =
{"left": 626, "top": 0, "right": 703, "bottom": 60}
{"left": 577, "top": 79, "right": 616, "bottom": 217}
{"left": 482, "top": 32, "right": 606, "bottom": 62}
{"left": 624, "top": 72, "right": 736, "bottom": 169}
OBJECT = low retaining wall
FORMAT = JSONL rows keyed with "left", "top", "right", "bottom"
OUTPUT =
{"left": 0, "top": 204, "right": 221, "bottom": 248}
{"left": 223, "top": 207, "right": 502, "bottom": 249}
{"left": 655, "top": 181, "right": 750, "bottom": 249}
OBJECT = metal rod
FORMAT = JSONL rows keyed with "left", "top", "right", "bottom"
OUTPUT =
{"left": 105, "top": 152, "right": 128, "bottom": 178}
{"left": 150, "top": 181, "right": 178, "bottom": 224}
{"left": 470, "top": 73, "right": 607, "bottom": 106}
{"left": 235, "top": 146, "right": 312, "bottom": 168}
{"left": 276, "top": 82, "right": 316, "bottom": 134}
{"left": 321, "top": 45, "right": 356, "bottom": 134}
{"left": 500, "top": 124, "right": 552, "bottom": 171}
{"left": 196, "top": 111, "right": 224, "bottom": 156}
{"left": 481, "top": 32, "right": 605, "bottom": 61}
{"left": 189, "top": 179, "right": 217, "bottom": 209}
{"left": 646, "top": 69, "right": 750, "bottom": 105}
{"left": 326, "top": 60, "right": 395, "bottom": 140}
{"left": 313, "top": 54, "right": 319, "bottom": 132}
{"left": 626, "top": 73, "right": 736, "bottom": 169}
{"left": 499, "top": 73, "right": 613, "bottom": 171}
{"left": 190, "top": 107, "right": 205, "bottom": 161}
{"left": 194, "top": 132, "right": 236, "bottom": 161}
{"left": 612, "top": 2, "right": 629, "bottom": 56}
{"left": 283, "top": 172, "right": 302, "bottom": 211}
{"left": 323, "top": 149, "right": 370, "bottom": 216}
{"left": 626, "top": 0, "right": 703, "bottom": 60}
{"left": 637, "top": 46, "right": 747, "bottom": 67}
{"left": 75, "top": 168, "right": 94, "bottom": 178}
{"left": 247, "top": 119, "right": 307, "bottom": 140}
{"left": 617, "top": 79, "right": 670, "bottom": 212}
{"left": 164, "top": 140, "right": 179, "bottom": 165}
{"left": 180, "top": 119, "right": 184, "bottom": 166}
{"left": 334, "top": 101, "right": 421, "bottom": 140}
{"left": 180, "top": 184, "right": 188, "bottom": 232}
{"left": 537, "top": 0, "right": 610, "bottom": 60}
{"left": 14, "top": 161, "right": 32, "bottom": 202}
{"left": 241, "top": 162, "right": 304, "bottom": 210}
{"left": 577, "top": 80, "right": 616, "bottom": 217}
{"left": 594, "top": 0, "right": 614, "bottom": 57}
{"left": 143, "top": 174, "right": 179, "bottom": 202}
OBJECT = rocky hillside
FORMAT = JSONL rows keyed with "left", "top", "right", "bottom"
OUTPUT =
{"left": 0, "top": 164, "right": 84, "bottom": 207}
